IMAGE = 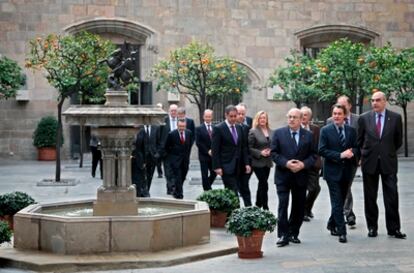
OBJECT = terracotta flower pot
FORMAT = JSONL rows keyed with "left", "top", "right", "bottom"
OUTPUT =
{"left": 37, "top": 147, "right": 56, "bottom": 161}
{"left": 210, "top": 209, "right": 228, "bottom": 228}
{"left": 236, "top": 229, "right": 265, "bottom": 259}
{"left": 0, "top": 215, "right": 14, "bottom": 230}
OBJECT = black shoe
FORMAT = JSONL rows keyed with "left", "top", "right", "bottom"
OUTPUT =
{"left": 92, "top": 172, "right": 95, "bottom": 178}
{"left": 167, "top": 190, "right": 173, "bottom": 195}
{"left": 158, "top": 174, "right": 163, "bottom": 178}
{"left": 308, "top": 212, "right": 314, "bottom": 218}
{"left": 303, "top": 215, "right": 311, "bottom": 222}
{"left": 368, "top": 229, "right": 378, "bottom": 237}
{"left": 328, "top": 226, "right": 339, "bottom": 236}
{"left": 347, "top": 215, "right": 356, "bottom": 227}
{"left": 388, "top": 230, "right": 406, "bottom": 239}
{"left": 289, "top": 236, "right": 301, "bottom": 244}
{"left": 277, "top": 236, "right": 289, "bottom": 247}
{"left": 339, "top": 235, "right": 347, "bottom": 243}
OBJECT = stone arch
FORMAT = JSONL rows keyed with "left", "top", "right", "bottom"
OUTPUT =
{"left": 295, "top": 24, "right": 381, "bottom": 49}
{"left": 63, "top": 17, "right": 159, "bottom": 79}
{"left": 234, "top": 59, "right": 262, "bottom": 91}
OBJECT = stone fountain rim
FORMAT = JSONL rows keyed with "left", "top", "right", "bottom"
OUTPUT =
{"left": 16, "top": 198, "right": 210, "bottom": 222}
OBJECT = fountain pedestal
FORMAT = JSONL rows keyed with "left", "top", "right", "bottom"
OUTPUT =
{"left": 93, "top": 127, "right": 138, "bottom": 216}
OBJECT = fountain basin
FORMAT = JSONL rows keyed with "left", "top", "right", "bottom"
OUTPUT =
{"left": 13, "top": 198, "right": 210, "bottom": 254}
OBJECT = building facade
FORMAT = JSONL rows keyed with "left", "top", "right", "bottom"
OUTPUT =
{"left": 1, "top": 0, "right": 413, "bottom": 159}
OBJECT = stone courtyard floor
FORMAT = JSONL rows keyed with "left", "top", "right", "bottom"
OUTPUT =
{"left": 0, "top": 156, "right": 413, "bottom": 273}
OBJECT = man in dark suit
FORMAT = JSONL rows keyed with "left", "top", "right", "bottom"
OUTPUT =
{"left": 177, "top": 106, "right": 196, "bottom": 138}
{"left": 163, "top": 119, "right": 194, "bottom": 199}
{"left": 131, "top": 126, "right": 149, "bottom": 197}
{"left": 212, "top": 105, "right": 251, "bottom": 195}
{"left": 161, "top": 104, "right": 178, "bottom": 194}
{"left": 327, "top": 95, "right": 359, "bottom": 227}
{"left": 300, "top": 106, "right": 322, "bottom": 222}
{"left": 237, "top": 103, "right": 252, "bottom": 129}
{"left": 141, "top": 124, "right": 162, "bottom": 193}
{"left": 271, "top": 108, "right": 316, "bottom": 247}
{"left": 195, "top": 109, "right": 216, "bottom": 191}
{"left": 358, "top": 91, "right": 406, "bottom": 239}
{"left": 236, "top": 104, "right": 252, "bottom": 206}
{"left": 319, "top": 104, "right": 359, "bottom": 243}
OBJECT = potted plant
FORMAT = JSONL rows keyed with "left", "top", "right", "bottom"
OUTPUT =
{"left": 197, "top": 188, "right": 240, "bottom": 227}
{"left": 0, "top": 220, "right": 12, "bottom": 245}
{"left": 0, "top": 191, "right": 36, "bottom": 230}
{"left": 32, "top": 116, "right": 62, "bottom": 161}
{"left": 226, "top": 206, "right": 277, "bottom": 259}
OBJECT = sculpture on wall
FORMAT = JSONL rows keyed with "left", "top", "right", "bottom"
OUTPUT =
{"left": 101, "top": 41, "right": 138, "bottom": 90}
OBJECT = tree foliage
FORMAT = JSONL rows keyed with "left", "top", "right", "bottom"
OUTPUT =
{"left": 151, "top": 40, "right": 248, "bottom": 121}
{"left": 26, "top": 31, "right": 114, "bottom": 181}
{"left": 0, "top": 55, "right": 25, "bottom": 100}
{"left": 268, "top": 51, "right": 320, "bottom": 107}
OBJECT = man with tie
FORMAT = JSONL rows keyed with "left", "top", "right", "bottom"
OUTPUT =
{"left": 327, "top": 95, "right": 359, "bottom": 227}
{"left": 177, "top": 106, "right": 196, "bottom": 139}
{"left": 271, "top": 108, "right": 316, "bottom": 247}
{"left": 236, "top": 104, "right": 252, "bottom": 206}
{"left": 142, "top": 124, "right": 162, "bottom": 193}
{"left": 212, "top": 105, "right": 251, "bottom": 195}
{"left": 195, "top": 109, "right": 217, "bottom": 191}
{"left": 161, "top": 104, "right": 179, "bottom": 194}
{"left": 163, "top": 119, "right": 194, "bottom": 199}
{"left": 319, "top": 104, "right": 359, "bottom": 243}
{"left": 358, "top": 91, "right": 406, "bottom": 239}
{"left": 300, "top": 106, "right": 322, "bottom": 222}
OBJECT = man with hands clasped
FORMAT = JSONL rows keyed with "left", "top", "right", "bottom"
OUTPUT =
{"left": 271, "top": 108, "right": 316, "bottom": 247}
{"left": 319, "top": 104, "right": 359, "bottom": 243}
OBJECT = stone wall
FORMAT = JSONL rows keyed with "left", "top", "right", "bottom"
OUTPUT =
{"left": 1, "top": 0, "right": 413, "bottom": 159}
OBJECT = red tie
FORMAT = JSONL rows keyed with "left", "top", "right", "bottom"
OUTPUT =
{"left": 180, "top": 131, "right": 185, "bottom": 144}
{"left": 376, "top": 114, "right": 382, "bottom": 137}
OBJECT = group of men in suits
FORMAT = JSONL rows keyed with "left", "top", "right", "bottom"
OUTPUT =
{"left": 130, "top": 91, "right": 406, "bottom": 246}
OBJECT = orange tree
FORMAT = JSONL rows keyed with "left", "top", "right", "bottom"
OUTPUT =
{"left": 364, "top": 44, "right": 414, "bottom": 156}
{"left": 0, "top": 55, "right": 25, "bottom": 100}
{"left": 26, "top": 31, "right": 114, "bottom": 181}
{"left": 314, "top": 38, "right": 369, "bottom": 113}
{"left": 151, "top": 40, "right": 247, "bottom": 122}
{"left": 268, "top": 50, "right": 320, "bottom": 108}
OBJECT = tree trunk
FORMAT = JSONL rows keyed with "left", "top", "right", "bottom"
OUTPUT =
{"left": 55, "top": 99, "right": 65, "bottom": 182}
{"left": 79, "top": 125, "right": 84, "bottom": 168}
{"left": 403, "top": 105, "right": 408, "bottom": 157}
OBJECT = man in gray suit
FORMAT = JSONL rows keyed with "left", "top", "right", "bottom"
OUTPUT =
{"left": 358, "top": 91, "right": 405, "bottom": 239}
{"left": 327, "top": 95, "right": 359, "bottom": 227}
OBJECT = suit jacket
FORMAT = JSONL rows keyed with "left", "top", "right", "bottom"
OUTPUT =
{"left": 270, "top": 126, "right": 316, "bottom": 187}
{"left": 327, "top": 113, "right": 359, "bottom": 132}
{"left": 185, "top": 117, "right": 196, "bottom": 138}
{"left": 319, "top": 123, "right": 359, "bottom": 182}
{"left": 212, "top": 122, "right": 249, "bottom": 175}
{"left": 141, "top": 125, "right": 162, "bottom": 160}
{"left": 245, "top": 116, "right": 253, "bottom": 129}
{"left": 196, "top": 123, "right": 213, "bottom": 162}
{"left": 308, "top": 124, "right": 322, "bottom": 170}
{"left": 164, "top": 129, "right": 194, "bottom": 169}
{"left": 132, "top": 128, "right": 146, "bottom": 170}
{"left": 248, "top": 127, "right": 274, "bottom": 168}
{"left": 358, "top": 109, "right": 402, "bottom": 174}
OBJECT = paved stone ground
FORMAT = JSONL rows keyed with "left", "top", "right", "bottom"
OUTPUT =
{"left": 0, "top": 156, "right": 413, "bottom": 273}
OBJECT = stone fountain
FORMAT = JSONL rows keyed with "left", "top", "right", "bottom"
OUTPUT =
{"left": 12, "top": 45, "right": 210, "bottom": 254}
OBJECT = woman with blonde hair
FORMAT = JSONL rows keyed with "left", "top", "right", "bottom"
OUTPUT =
{"left": 248, "top": 111, "right": 274, "bottom": 210}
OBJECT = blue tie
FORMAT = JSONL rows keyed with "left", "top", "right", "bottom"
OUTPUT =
{"left": 338, "top": 127, "right": 346, "bottom": 148}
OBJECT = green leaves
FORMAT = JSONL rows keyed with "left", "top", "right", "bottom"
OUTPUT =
{"left": 269, "top": 50, "right": 320, "bottom": 106}
{"left": 0, "top": 221, "right": 12, "bottom": 244}
{"left": 26, "top": 31, "right": 115, "bottom": 102}
{"left": 151, "top": 40, "right": 247, "bottom": 112}
{"left": 226, "top": 206, "right": 277, "bottom": 237}
{"left": 0, "top": 55, "right": 25, "bottom": 100}
{"left": 0, "top": 191, "right": 35, "bottom": 216}
{"left": 32, "top": 116, "right": 62, "bottom": 148}
{"left": 197, "top": 189, "right": 240, "bottom": 213}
